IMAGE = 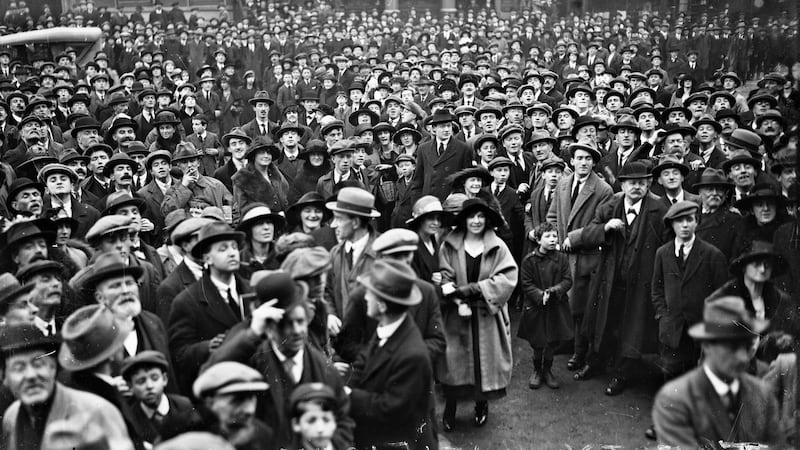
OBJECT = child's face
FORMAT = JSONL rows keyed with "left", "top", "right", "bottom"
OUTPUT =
{"left": 292, "top": 404, "right": 336, "bottom": 449}
{"left": 129, "top": 367, "right": 167, "bottom": 409}
{"left": 542, "top": 167, "right": 563, "bottom": 188}
{"left": 491, "top": 166, "right": 510, "bottom": 185}
{"left": 538, "top": 231, "right": 559, "bottom": 251}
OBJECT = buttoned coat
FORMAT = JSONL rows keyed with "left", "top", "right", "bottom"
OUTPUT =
{"left": 185, "top": 131, "right": 223, "bottom": 176}
{"left": 438, "top": 229, "right": 517, "bottom": 392}
{"left": 651, "top": 239, "right": 729, "bottom": 348}
{"left": 240, "top": 118, "right": 278, "bottom": 141}
{"left": 349, "top": 316, "right": 436, "bottom": 450}
{"left": 325, "top": 230, "right": 378, "bottom": 319}
{"left": 696, "top": 208, "right": 742, "bottom": 262}
{"left": 168, "top": 272, "right": 251, "bottom": 395}
{"left": 3, "top": 383, "right": 133, "bottom": 450}
{"left": 546, "top": 171, "right": 613, "bottom": 315}
{"left": 411, "top": 138, "right": 474, "bottom": 201}
{"left": 40, "top": 194, "right": 100, "bottom": 238}
{"left": 137, "top": 179, "right": 177, "bottom": 243}
{"left": 517, "top": 249, "right": 574, "bottom": 347}
{"left": 314, "top": 169, "right": 369, "bottom": 202}
{"left": 653, "top": 367, "right": 784, "bottom": 448}
{"left": 581, "top": 192, "right": 668, "bottom": 358}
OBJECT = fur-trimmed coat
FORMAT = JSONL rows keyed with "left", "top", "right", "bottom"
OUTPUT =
{"left": 231, "top": 163, "right": 289, "bottom": 219}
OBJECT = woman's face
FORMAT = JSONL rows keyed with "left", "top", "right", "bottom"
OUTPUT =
{"left": 308, "top": 152, "right": 324, "bottom": 167}
{"left": 250, "top": 219, "right": 275, "bottom": 244}
{"left": 300, "top": 206, "right": 323, "bottom": 231}
{"left": 464, "top": 176, "right": 483, "bottom": 195}
{"left": 255, "top": 149, "right": 273, "bottom": 167}
{"left": 420, "top": 215, "right": 441, "bottom": 236}
{"left": 744, "top": 259, "right": 773, "bottom": 283}
{"left": 752, "top": 199, "right": 776, "bottom": 225}
{"left": 466, "top": 211, "right": 486, "bottom": 235}
{"left": 56, "top": 223, "right": 71, "bottom": 245}
{"left": 158, "top": 124, "right": 175, "bottom": 139}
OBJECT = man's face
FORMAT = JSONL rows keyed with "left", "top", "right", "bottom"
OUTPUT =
{"left": 88, "top": 150, "right": 109, "bottom": 176}
{"left": 503, "top": 132, "right": 523, "bottom": 154}
{"left": 752, "top": 101, "right": 770, "bottom": 116}
{"left": 778, "top": 167, "right": 796, "bottom": 192}
{"left": 457, "top": 114, "right": 474, "bottom": 128}
{"left": 330, "top": 212, "right": 358, "bottom": 242}
{"left": 324, "top": 128, "right": 343, "bottom": 146}
{"left": 572, "top": 91, "right": 591, "bottom": 109}
{"left": 76, "top": 128, "right": 100, "bottom": 149}
{"left": 703, "top": 339, "right": 753, "bottom": 382}
{"left": 12, "top": 188, "right": 42, "bottom": 215}
{"left": 667, "top": 111, "right": 686, "bottom": 124}
{"left": 556, "top": 112, "right": 574, "bottom": 129}
{"left": 12, "top": 238, "right": 47, "bottom": 268}
{"left": 9, "top": 97, "right": 25, "bottom": 112}
{"left": 477, "top": 142, "right": 496, "bottom": 162}
{"left": 491, "top": 166, "right": 510, "bottom": 185}
{"left": 4, "top": 351, "right": 56, "bottom": 406}
{"left": 719, "top": 117, "right": 738, "bottom": 135}
{"left": 433, "top": 122, "right": 452, "bottom": 140}
{"left": 530, "top": 142, "right": 552, "bottom": 162}
{"left": 751, "top": 199, "right": 776, "bottom": 225}
{"left": 385, "top": 100, "right": 401, "bottom": 118}
{"left": 271, "top": 304, "right": 307, "bottom": 356}
{"left": 229, "top": 138, "right": 248, "bottom": 161}
{"left": 332, "top": 151, "right": 352, "bottom": 173}
{"left": 688, "top": 100, "right": 707, "bottom": 118}
{"left": 542, "top": 167, "right": 563, "bottom": 188}
{"left": 529, "top": 111, "right": 548, "bottom": 128}
{"left": 605, "top": 96, "right": 622, "bottom": 111}
{"left": 574, "top": 124, "right": 596, "bottom": 141}
{"left": 728, "top": 163, "right": 756, "bottom": 188}
{"left": 209, "top": 391, "right": 258, "bottom": 436}
{"left": 478, "top": 114, "right": 497, "bottom": 132}
{"left": 696, "top": 124, "right": 717, "bottom": 144}
{"left": 112, "top": 163, "right": 133, "bottom": 188}
{"left": 204, "top": 240, "right": 241, "bottom": 273}
{"left": 699, "top": 186, "right": 727, "bottom": 211}
{"left": 663, "top": 133, "right": 687, "bottom": 155}
{"left": 29, "top": 271, "right": 62, "bottom": 310}
{"left": 292, "top": 403, "right": 336, "bottom": 449}
{"left": 95, "top": 274, "right": 141, "bottom": 319}
{"left": 658, "top": 168, "right": 685, "bottom": 191}
{"left": 570, "top": 150, "right": 595, "bottom": 177}
{"left": 141, "top": 95, "right": 156, "bottom": 109}
{"left": 637, "top": 112, "right": 656, "bottom": 131}
{"left": 129, "top": 367, "right": 167, "bottom": 409}
{"left": 758, "top": 118, "right": 782, "bottom": 137}
{"left": 149, "top": 157, "right": 171, "bottom": 181}
{"left": 670, "top": 214, "right": 697, "bottom": 241}
{"left": 621, "top": 178, "right": 650, "bottom": 203}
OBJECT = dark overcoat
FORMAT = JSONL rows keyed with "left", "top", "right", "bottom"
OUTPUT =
{"left": 411, "top": 137, "right": 474, "bottom": 201}
{"left": 517, "top": 248, "right": 573, "bottom": 347}
{"left": 696, "top": 207, "right": 742, "bottom": 262}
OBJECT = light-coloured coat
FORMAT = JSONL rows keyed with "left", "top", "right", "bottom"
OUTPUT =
{"left": 438, "top": 229, "right": 518, "bottom": 392}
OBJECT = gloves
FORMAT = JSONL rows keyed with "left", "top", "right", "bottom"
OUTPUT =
{"left": 455, "top": 283, "right": 481, "bottom": 298}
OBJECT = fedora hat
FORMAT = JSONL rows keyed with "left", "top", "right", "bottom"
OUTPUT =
{"left": 82, "top": 251, "right": 144, "bottom": 290}
{"left": 102, "top": 152, "right": 139, "bottom": 177}
{"left": 733, "top": 183, "right": 782, "bottom": 211}
{"left": 357, "top": 259, "right": 422, "bottom": 306}
{"left": 688, "top": 296, "right": 769, "bottom": 341}
{"left": 144, "top": 149, "right": 172, "bottom": 171}
{"left": 16, "top": 259, "right": 63, "bottom": 283}
{"left": 524, "top": 131, "right": 556, "bottom": 151}
{"left": 2, "top": 219, "right": 56, "bottom": 253}
{"left": 617, "top": 161, "right": 652, "bottom": 180}
{"left": 286, "top": 191, "right": 331, "bottom": 226}
{"left": 280, "top": 246, "right": 332, "bottom": 280}
{"left": 693, "top": 167, "right": 733, "bottom": 190}
{"left": 6, "top": 177, "right": 45, "bottom": 212}
{"left": 652, "top": 155, "right": 690, "bottom": 178}
{"left": 171, "top": 141, "right": 201, "bottom": 163}
{"left": 609, "top": 115, "right": 641, "bottom": 134}
{"left": 71, "top": 116, "right": 101, "bottom": 134}
{"left": 120, "top": 140, "right": 149, "bottom": 157}
{"left": 0, "top": 322, "right": 59, "bottom": 358}
{"left": 426, "top": 110, "right": 456, "bottom": 126}
{"left": 660, "top": 105, "right": 691, "bottom": 122}
{"left": 237, "top": 203, "right": 286, "bottom": 233}
{"left": 568, "top": 142, "right": 602, "bottom": 163}
{"left": 406, "top": 195, "right": 445, "bottom": 227}
{"left": 450, "top": 166, "right": 493, "bottom": 189}
{"left": 59, "top": 304, "right": 134, "bottom": 371}
{"left": 297, "top": 140, "right": 329, "bottom": 162}
{"left": 325, "top": 187, "right": 380, "bottom": 218}
{"left": 0, "top": 273, "right": 36, "bottom": 316}
{"left": 662, "top": 123, "right": 697, "bottom": 140}
{"left": 222, "top": 127, "right": 252, "bottom": 147}
{"left": 190, "top": 221, "right": 246, "bottom": 259}
{"left": 250, "top": 269, "right": 308, "bottom": 312}
{"left": 729, "top": 240, "right": 786, "bottom": 277}
{"left": 102, "top": 191, "right": 146, "bottom": 216}
{"left": 454, "top": 197, "right": 504, "bottom": 229}
{"left": 722, "top": 149, "right": 761, "bottom": 173}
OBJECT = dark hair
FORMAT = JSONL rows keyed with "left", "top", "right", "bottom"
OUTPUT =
{"left": 291, "top": 397, "right": 336, "bottom": 419}
{"left": 122, "top": 363, "right": 167, "bottom": 382}
{"left": 533, "top": 221, "right": 558, "bottom": 242}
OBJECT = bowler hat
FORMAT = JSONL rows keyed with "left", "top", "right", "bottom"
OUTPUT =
{"left": 193, "top": 361, "right": 269, "bottom": 398}
{"left": 426, "top": 110, "right": 456, "bottom": 126}
{"left": 250, "top": 269, "right": 308, "bottom": 312}
{"left": 652, "top": 155, "right": 690, "bottom": 177}
{"left": 688, "top": 296, "right": 768, "bottom": 341}
{"left": 280, "top": 246, "right": 332, "bottom": 280}
{"left": 357, "top": 259, "right": 422, "bottom": 306}
{"left": 454, "top": 197, "right": 504, "bottom": 229}
{"left": 609, "top": 115, "right": 641, "bottom": 134}
{"left": 0, "top": 322, "right": 59, "bottom": 359}
{"left": 325, "top": 187, "right": 380, "bottom": 218}
{"left": 102, "top": 152, "right": 139, "bottom": 177}
{"left": 107, "top": 116, "right": 138, "bottom": 136}
{"left": 693, "top": 167, "right": 733, "bottom": 190}
{"left": 222, "top": 127, "right": 252, "bottom": 147}
{"left": 248, "top": 90, "right": 274, "bottom": 106}
{"left": 71, "top": 116, "right": 101, "bottom": 134}
{"left": 59, "top": 304, "right": 134, "bottom": 371}
{"left": 693, "top": 114, "right": 723, "bottom": 134}
{"left": 729, "top": 240, "right": 786, "bottom": 277}
{"left": 617, "top": 161, "right": 652, "bottom": 180}
{"left": 722, "top": 148, "right": 761, "bottom": 173}
{"left": 2, "top": 219, "right": 56, "bottom": 252}
{"left": 372, "top": 228, "right": 419, "bottom": 255}
{"left": 274, "top": 123, "right": 304, "bottom": 140}
{"left": 237, "top": 203, "right": 286, "bottom": 233}
{"left": 152, "top": 110, "right": 179, "bottom": 126}
{"left": 662, "top": 200, "right": 699, "bottom": 225}
{"left": 120, "top": 350, "right": 169, "bottom": 380}
{"left": 190, "top": 221, "right": 245, "bottom": 259}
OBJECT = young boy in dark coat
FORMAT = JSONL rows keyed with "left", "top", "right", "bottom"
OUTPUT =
{"left": 518, "top": 222, "right": 573, "bottom": 390}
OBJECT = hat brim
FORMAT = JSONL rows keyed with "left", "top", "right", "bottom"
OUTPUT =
{"left": 190, "top": 231, "right": 246, "bottom": 258}
{"left": 237, "top": 213, "right": 286, "bottom": 233}
{"left": 58, "top": 317, "right": 134, "bottom": 371}
{"left": 688, "top": 319, "right": 769, "bottom": 341}
{"left": 406, "top": 208, "right": 448, "bottom": 227}
{"left": 215, "top": 381, "right": 270, "bottom": 395}
{"left": 102, "top": 197, "right": 147, "bottom": 216}
{"left": 733, "top": 193, "right": 782, "bottom": 211}
{"left": 83, "top": 264, "right": 144, "bottom": 289}
{"left": 286, "top": 200, "right": 332, "bottom": 226}
{"left": 653, "top": 162, "right": 690, "bottom": 177}
{"left": 453, "top": 202, "right": 504, "bottom": 229}
{"left": 358, "top": 276, "right": 422, "bottom": 306}
{"left": 324, "top": 201, "right": 381, "bottom": 218}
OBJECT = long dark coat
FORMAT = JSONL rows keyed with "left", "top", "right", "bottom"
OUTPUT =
{"left": 411, "top": 138, "right": 474, "bottom": 201}
{"left": 581, "top": 192, "right": 668, "bottom": 358}
{"left": 773, "top": 221, "right": 800, "bottom": 304}
{"left": 696, "top": 207, "right": 742, "bottom": 262}
{"left": 231, "top": 163, "right": 290, "bottom": 216}
{"left": 517, "top": 248, "right": 573, "bottom": 347}
{"left": 708, "top": 278, "right": 799, "bottom": 340}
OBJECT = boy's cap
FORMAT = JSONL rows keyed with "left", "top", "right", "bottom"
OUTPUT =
{"left": 290, "top": 382, "right": 336, "bottom": 409}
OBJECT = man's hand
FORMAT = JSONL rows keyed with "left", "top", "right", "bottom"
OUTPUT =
{"left": 327, "top": 314, "right": 342, "bottom": 337}
{"left": 208, "top": 333, "right": 226, "bottom": 351}
{"left": 249, "top": 299, "right": 284, "bottom": 336}
{"left": 205, "top": 147, "right": 220, "bottom": 156}
{"left": 604, "top": 218, "right": 625, "bottom": 232}
{"left": 182, "top": 166, "right": 199, "bottom": 187}
{"left": 140, "top": 218, "right": 155, "bottom": 233}
{"left": 516, "top": 182, "right": 531, "bottom": 194}
{"left": 562, "top": 237, "right": 572, "bottom": 252}
{"left": 333, "top": 362, "right": 350, "bottom": 377}
{"left": 688, "top": 159, "right": 704, "bottom": 171}
{"left": 441, "top": 282, "right": 456, "bottom": 296}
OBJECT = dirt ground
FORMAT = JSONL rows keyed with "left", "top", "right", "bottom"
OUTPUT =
{"left": 436, "top": 310, "right": 663, "bottom": 450}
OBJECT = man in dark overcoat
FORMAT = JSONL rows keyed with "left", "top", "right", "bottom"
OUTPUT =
{"left": 411, "top": 110, "right": 474, "bottom": 201}
{"left": 693, "top": 168, "right": 742, "bottom": 262}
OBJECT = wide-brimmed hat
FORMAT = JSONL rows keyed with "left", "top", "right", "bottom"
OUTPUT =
{"left": 102, "top": 191, "right": 146, "bottom": 216}
{"left": 171, "top": 142, "right": 201, "bottom": 163}
{"left": 144, "top": 149, "right": 172, "bottom": 171}
{"left": 72, "top": 116, "right": 101, "bottom": 134}
{"left": 325, "top": 187, "right": 381, "bottom": 218}
{"left": 733, "top": 183, "right": 783, "bottom": 210}
{"left": 193, "top": 361, "right": 269, "bottom": 398}
{"left": 662, "top": 123, "right": 697, "bottom": 139}
{"left": 190, "top": 221, "right": 246, "bottom": 259}
{"left": 617, "top": 161, "right": 652, "bottom": 180}
{"left": 652, "top": 155, "right": 690, "bottom": 177}
{"left": 693, "top": 167, "right": 733, "bottom": 190}
{"left": 729, "top": 240, "right": 786, "bottom": 277}
{"left": 2, "top": 219, "right": 56, "bottom": 252}
{"left": 245, "top": 136, "right": 281, "bottom": 160}
{"left": 120, "top": 140, "right": 149, "bottom": 157}
{"left": 274, "top": 123, "right": 304, "bottom": 140}
{"left": 237, "top": 203, "right": 286, "bottom": 233}
{"left": 688, "top": 296, "right": 769, "bottom": 341}
{"left": 568, "top": 142, "right": 602, "bottom": 162}
{"left": 249, "top": 269, "right": 309, "bottom": 312}
{"left": 222, "top": 127, "right": 252, "bottom": 147}
{"left": 454, "top": 197, "right": 504, "bottom": 229}
{"left": 248, "top": 90, "right": 274, "bottom": 106}
{"left": 609, "top": 115, "right": 641, "bottom": 134}
{"left": 693, "top": 114, "right": 723, "bottom": 134}
{"left": 81, "top": 251, "right": 144, "bottom": 290}
{"left": 286, "top": 191, "right": 331, "bottom": 226}
{"left": 0, "top": 322, "right": 59, "bottom": 359}
{"left": 392, "top": 123, "right": 422, "bottom": 145}
{"left": 722, "top": 149, "right": 761, "bottom": 173}
{"left": 427, "top": 110, "right": 456, "bottom": 126}
{"left": 0, "top": 273, "right": 36, "bottom": 316}
{"left": 59, "top": 304, "right": 134, "bottom": 371}
{"left": 152, "top": 110, "right": 180, "bottom": 126}
{"left": 357, "top": 259, "right": 421, "bottom": 306}
{"left": 770, "top": 159, "right": 796, "bottom": 176}
{"left": 102, "top": 153, "right": 139, "bottom": 177}
{"left": 347, "top": 108, "right": 379, "bottom": 126}
{"left": 450, "top": 166, "right": 493, "bottom": 189}
{"left": 406, "top": 195, "right": 445, "bottom": 227}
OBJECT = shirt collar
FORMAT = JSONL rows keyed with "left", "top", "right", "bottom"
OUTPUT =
{"left": 140, "top": 394, "right": 170, "bottom": 419}
{"left": 624, "top": 198, "right": 643, "bottom": 214}
{"left": 668, "top": 190, "right": 685, "bottom": 203}
{"left": 271, "top": 343, "right": 304, "bottom": 365}
{"left": 155, "top": 177, "right": 172, "bottom": 192}
{"left": 376, "top": 314, "right": 406, "bottom": 344}
{"left": 345, "top": 231, "right": 370, "bottom": 257}
{"left": 210, "top": 275, "right": 236, "bottom": 297}
{"left": 675, "top": 235, "right": 696, "bottom": 255}
{"left": 33, "top": 316, "right": 56, "bottom": 336}
{"left": 184, "top": 258, "right": 204, "bottom": 280}
{"left": 703, "top": 363, "right": 740, "bottom": 396}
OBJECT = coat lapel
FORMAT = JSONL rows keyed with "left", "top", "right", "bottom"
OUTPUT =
{"left": 360, "top": 317, "right": 411, "bottom": 382}
{"left": 432, "top": 140, "right": 457, "bottom": 167}
{"left": 198, "top": 275, "right": 239, "bottom": 327}
{"left": 691, "top": 368, "right": 736, "bottom": 443}
{"left": 568, "top": 174, "right": 596, "bottom": 227}
{"left": 682, "top": 241, "right": 704, "bottom": 282}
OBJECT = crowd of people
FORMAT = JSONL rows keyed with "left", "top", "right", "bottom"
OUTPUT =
{"left": 0, "top": 0, "right": 797, "bottom": 448}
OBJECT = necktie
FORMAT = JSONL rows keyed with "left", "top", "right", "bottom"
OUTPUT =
{"left": 152, "top": 412, "right": 164, "bottom": 427}
{"left": 46, "top": 322, "right": 55, "bottom": 336}
{"left": 437, "top": 143, "right": 444, "bottom": 157}
{"left": 283, "top": 358, "right": 297, "bottom": 384}
{"left": 725, "top": 387, "right": 739, "bottom": 422}
{"left": 260, "top": 123, "right": 266, "bottom": 135}
{"left": 494, "top": 186, "right": 500, "bottom": 197}
{"left": 671, "top": 198, "right": 677, "bottom": 205}
{"left": 227, "top": 288, "right": 241, "bottom": 320}
{"left": 571, "top": 179, "right": 582, "bottom": 205}
{"left": 678, "top": 243, "right": 686, "bottom": 270}
{"left": 345, "top": 247, "right": 354, "bottom": 270}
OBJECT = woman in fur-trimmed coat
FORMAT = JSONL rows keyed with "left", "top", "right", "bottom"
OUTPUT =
{"left": 231, "top": 139, "right": 290, "bottom": 220}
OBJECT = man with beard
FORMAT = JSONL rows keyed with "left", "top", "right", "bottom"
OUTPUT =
{"left": 0, "top": 323, "right": 133, "bottom": 449}
{"left": 192, "top": 362, "right": 273, "bottom": 448}
{"left": 16, "top": 260, "right": 69, "bottom": 336}
{"left": 578, "top": 161, "right": 668, "bottom": 396}
{"left": 139, "top": 150, "right": 175, "bottom": 245}
{"left": 208, "top": 270, "right": 355, "bottom": 449}
{"left": 168, "top": 221, "right": 252, "bottom": 396}
{"left": 39, "top": 163, "right": 100, "bottom": 238}
{"left": 81, "top": 143, "right": 114, "bottom": 205}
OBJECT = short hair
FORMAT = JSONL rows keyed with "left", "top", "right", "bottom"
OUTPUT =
{"left": 533, "top": 221, "right": 558, "bottom": 243}
{"left": 192, "top": 116, "right": 208, "bottom": 126}
{"left": 122, "top": 362, "right": 167, "bottom": 382}
{"left": 291, "top": 396, "right": 336, "bottom": 419}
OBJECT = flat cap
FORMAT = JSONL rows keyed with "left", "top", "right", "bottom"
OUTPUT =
{"left": 171, "top": 217, "right": 214, "bottom": 244}
{"left": 86, "top": 215, "right": 133, "bottom": 243}
{"left": 280, "top": 246, "right": 332, "bottom": 279}
{"left": 120, "top": 350, "right": 169, "bottom": 379}
{"left": 662, "top": 200, "right": 699, "bottom": 225}
{"left": 371, "top": 228, "right": 419, "bottom": 255}
{"left": 290, "top": 382, "right": 337, "bottom": 409}
{"left": 193, "top": 361, "right": 269, "bottom": 398}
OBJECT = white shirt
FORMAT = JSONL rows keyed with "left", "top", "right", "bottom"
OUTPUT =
{"left": 376, "top": 314, "right": 407, "bottom": 347}
{"left": 256, "top": 120, "right": 270, "bottom": 134}
{"left": 435, "top": 139, "right": 450, "bottom": 154}
{"left": 34, "top": 316, "right": 56, "bottom": 336}
{"left": 623, "top": 199, "right": 643, "bottom": 225}
{"left": 666, "top": 190, "right": 686, "bottom": 204}
{"left": 272, "top": 343, "right": 304, "bottom": 384}
{"left": 50, "top": 196, "right": 73, "bottom": 217}
{"left": 334, "top": 170, "right": 351, "bottom": 185}
{"left": 571, "top": 174, "right": 589, "bottom": 195}
{"left": 124, "top": 328, "right": 138, "bottom": 356}
{"left": 703, "top": 364, "right": 740, "bottom": 398}
{"left": 674, "top": 235, "right": 695, "bottom": 259}
{"left": 211, "top": 275, "right": 241, "bottom": 317}
{"left": 345, "top": 232, "right": 370, "bottom": 266}
{"left": 140, "top": 394, "right": 170, "bottom": 419}
{"left": 184, "top": 258, "right": 204, "bottom": 280}
{"left": 618, "top": 147, "right": 634, "bottom": 166}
